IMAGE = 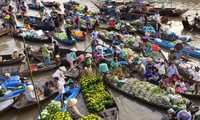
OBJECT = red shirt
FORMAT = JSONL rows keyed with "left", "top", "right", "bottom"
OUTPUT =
{"left": 109, "top": 21, "right": 116, "bottom": 28}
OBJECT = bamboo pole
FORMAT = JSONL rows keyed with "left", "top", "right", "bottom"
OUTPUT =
{"left": 22, "top": 37, "right": 43, "bottom": 120}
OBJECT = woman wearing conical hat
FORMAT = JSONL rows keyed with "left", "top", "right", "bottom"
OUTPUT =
{"left": 67, "top": 98, "right": 84, "bottom": 119}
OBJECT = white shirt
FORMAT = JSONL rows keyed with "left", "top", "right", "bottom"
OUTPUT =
{"left": 24, "top": 91, "right": 35, "bottom": 102}
{"left": 115, "top": 6, "right": 120, "bottom": 13}
{"left": 52, "top": 69, "right": 66, "bottom": 85}
{"left": 133, "top": 40, "right": 140, "bottom": 47}
{"left": 165, "top": 29, "right": 172, "bottom": 35}
{"left": 139, "top": 63, "right": 146, "bottom": 75}
{"left": 167, "top": 65, "right": 179, "bottom": 77}
{"left": 57, "top": 80, "right": 65, "bottom": 94}
{"left": 155, "top": 63, "right": 166, "bottom": 74}
{"left": 192, "top": 71, "right": 200, "bottom": 81}
{"left": 154, "top": 13, "right": 160, "bottom": 20}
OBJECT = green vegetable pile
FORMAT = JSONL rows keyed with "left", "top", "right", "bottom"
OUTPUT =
{"left": 143, "top": 42, "right": 163, "bottom": 58}
{"left": 120, "top": 79, "right": 190, "bottom": 109}
{"left": 80, "top": 114, "right": 101, "bottom": 120}
{"left": 115, "top": 23, "right": 121, "bottom": 30}
{"left": 99, "top": 24, "right": 109, "bottom": 29}
{"left": 38, "top": 101, "right": 62, "bottom": 120}
{"left": 80, "top": 19, "right": 96, "bottom": 28}
{"left": 48, "top": 111, "right": 72, "bottom": 120}
{"left": 121, "top": 48, "right": 134, "bottom": 59}
{"left": 123, "top": 35, "right": 135, "bottom": 47}
{"left": 81, "top": 75, "right": 114, "bottom": 112}
{"left": 53, "top": 32, "right": 68, "bottom": 40}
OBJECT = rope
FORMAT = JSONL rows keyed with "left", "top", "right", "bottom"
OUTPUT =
{"left": 22, "top": 37, "right": 43, "bottom": 120}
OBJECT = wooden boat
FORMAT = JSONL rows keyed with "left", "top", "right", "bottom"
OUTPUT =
{"left": 53, "top": 32, "right": 76, "bottom": 46}
{"left": 0, "top": 54, "right": 25, "bottom": 66}
{"left": 0, "top": 28, "right": 11, "bottom": 36}
{"left": 36, "top": 86, "right": 81, "bottom": 120}
{"left": 0, "top": 60, "right": 61, "bottom": 76}
{"left": 0, "top": 99, "right": 15, "bottom": 116}
{"left": 41, "top": 1, "right": 60, "bottom": 8}
{"left": 63, "top": 1, "right": 79, "bottom": 9}
{"left": 13, "top": 29, "right": 52, "bottom": 43}
{"left": 12, "top": 81, "right": 58, "bottom": 110}
{"left": 0, "top": 83, "right": 26, "bottom": 101}
{"left": 103, "top": 74, "right": 192, "bottom": 110}
{"left": 150, "top": 37, "right": 200, "bottom": 58}
{"left": 149, "top": 8, "right": 188, "bottom": 17}
{"left": 27, "top": 3, "right": 40, "bottom": 10}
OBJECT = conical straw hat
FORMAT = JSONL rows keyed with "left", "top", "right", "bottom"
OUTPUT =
{"left": 59, "top": 66, "right": 67, "bottom": 72}
{"left": 67, "top": 98, "right": 77, "bottom": 107}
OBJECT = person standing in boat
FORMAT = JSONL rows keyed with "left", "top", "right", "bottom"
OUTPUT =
{"left": 42, "top": 44, "right": 51, "bottom": 66}
{"left": 84, "top": 14, "right": 91, "bottom": 30}
{"left": 52, "top": 41, "right": 60, "bottom": 58}
{"left": 67, "top": 98, "right": 84, "bottom": 119}
{"left": 167, "top": 62, "right": 180, "bottom": 85}
{"left": 65, "top": 27, "right": 72, "bottom": 41}
{"left": 67, "top": 47, "right": 78, "bottom": 68}
{"left": 52, "top": 66, "right": 67, "bottom": 86}
{"left": 154, "top": 10, "right": 161, "bottom": 20}
{"left": 154, "top": 19, "right": 162, "bottom": 38}
{"left": 54, "top": 77, "right": 65, "bottom": 108}
{"left": 115, "top": 5, "right": 121, "bottom": 23}
{"left": 75, "top": 16, "right": 80, "bottom": 28}
{"left": 53, "top": 17, "right": 60, "bottom": 32}
{"left": 109, "top": 19, "right": 116, "bottom": 29}
{"left": 91, "top": 29, "right": 99, "bottom": 48}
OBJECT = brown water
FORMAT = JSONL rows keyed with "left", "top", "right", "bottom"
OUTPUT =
{"left": 0, "top": 0, "right": 200, "bottom": 120}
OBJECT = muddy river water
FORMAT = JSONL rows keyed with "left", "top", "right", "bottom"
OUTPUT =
{"left": 0, "top": 0, "right": 200, "bottom": 120}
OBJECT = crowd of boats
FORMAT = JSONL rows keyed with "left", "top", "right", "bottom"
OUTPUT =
{"left": 0, "top": 0, "right": 200, "bottom": 120}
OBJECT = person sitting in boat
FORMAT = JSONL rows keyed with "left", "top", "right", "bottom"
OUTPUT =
{"left": 12, "top": 49, "right": 21, "bottom": 59}
{"left": 24, "top": 85, "right": 36, "bottom": 102}
{"left": 67, "top": 98, "right": 84, "bottom": 119}
{"left": 132, "top": 36, "right": 143, "bottom": 50}
{"left": 155, "top": 59, "right": 166, "bottom": 78}
{"left": 67, "top": 47, "right": 78, "bottom": 68}
{"left": 109, "top": 19, "right": 116, "bottom": 29}
{"left": 159, "top": 75, "right": 168, "bottom": 90}
{"left": 112, "top": 45, "right": 121, "bottom": 57}
{"left": 154, "top": 10, "right": 161, "bottom": 20}
{"left": 164, "top": 27, "right": 176, "bottom": 38}
{"left": 167, "top": 62, "right": 180, "bottom": 85}
{"left": 144, "top": 66, "right": 153, "bottom": 81}
{"left": 43, "top": 82, "right": 53, "bottom": 97}
{"left": 53, "top": 77, "right": 65, "bottom": 108}
{"left": 50, "top": 7, "right": 58, "bottom": 18}
{"left": 142, "top": 32, "right": 151, "bottom": 43}
{"left": 0, "top": 23, "right": 6, "bottom": 29}
{"left": 52, "top": 66, "right": 67, "bottom": 85}
{"left": 137, "top": 61, "right": 146, "bottom": 76}
{"left": 110, "top": 57, "right": 124, "bottom": 77}
{"left": 83, "top": 53, "right": 93, "bottom": 76}
{"left": 94, "top": 45, "right": 104, "bottom": 61}
{"left": 24, "top": 20, "right": 31, "bottom": 30}
{"left": 174, "top": 40, "right": 184, "bottom": 52}
{"left": 93, "top": 19, "right": 99, "bottom": 30}
{"left": 149, "top": 66, "right": 160, "bottom": 85}
{"left": 168, "top": 48, "right": 176, "bottom": 62}
{"left": 176, "top": 109, "right": 192, "bottom": 120}
{"left": 175, "top": 78, "right": 186, "bottom": 93}
{"left": 190, "top": 66, "right": 200, "bottom": 82}
{"left": 182, "top": 16, "right": 191, "bottom": 29}
{"left": 42, "top": 44, "right": 51, "bottom": 66}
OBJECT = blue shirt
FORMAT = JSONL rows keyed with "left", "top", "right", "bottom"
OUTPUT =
{"left": 67, "top": 52, "right": 76, "bottom": 61}
{"left": 85, "top": 16, "right": 90, "bottom": 23}
{"left": 95, "top": 48, "right": 103, "bottom": 56}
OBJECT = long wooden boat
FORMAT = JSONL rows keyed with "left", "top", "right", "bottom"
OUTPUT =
{"left": 27, "top": 3, "right": 40, "bottom": 10}
{"left": 151, "top": 37, "right": 200, "bottom": 58}
{"left": 0, "top": 28, "right": 11, "bottom": 36}
{"left": 63, "top": 1, "right": 79, "bottom": 9}
{"left": 41, "top": 1, "right": 60, "bottom": 8}
{"left": 103, "top": 74, "right": 192, "bottom": 110}
{"left": 12, "top": 81, "right": 58, "bottom": 110}
{"left": 37, "top": 86, "right": 80, "bottom": 120}
{"left": 0, "top": 60, "right": 61, "bottom": 76}
{"left": 0, "top": 83, "right": 26, "bottom": 101}
{"left": 53, "top": 32, "right": 76, "bottom": 46}
{"left": 0, "top": 54, "right": 25, "bottom": 66}
{"left": 13, "top": 30, "right": 52, "bottom": 43}
{"left": 149, "top": 8, "right": 188, "bottom": 17}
